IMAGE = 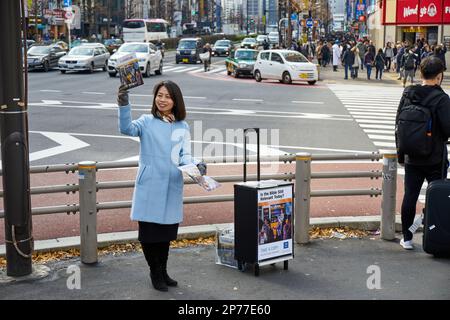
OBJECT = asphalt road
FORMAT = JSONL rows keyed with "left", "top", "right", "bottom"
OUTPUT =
{"left": 13, "top": 53, "right": 378, "bottom": 167}
{"left": 0, "top": 53, "right": 423, "bottom": 243}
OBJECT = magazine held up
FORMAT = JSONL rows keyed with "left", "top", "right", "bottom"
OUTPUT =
{"left": 117, "top": 53, "right": 144, "bottom": 89}
{"left": 178, "top": 163, "right": 221, "bottom": 192}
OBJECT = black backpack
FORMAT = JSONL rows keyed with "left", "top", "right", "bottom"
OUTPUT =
{"left": 396, "top": 90, "right": 443, "bottom": 157}
{"left": 404, "top": 54, "right": 415, "bottom": 70}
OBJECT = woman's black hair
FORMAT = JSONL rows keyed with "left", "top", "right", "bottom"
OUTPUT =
{"left": 420, "top": 56, "right": 445, "bottom": 80}
{"left": 151, "top": 80, "right": 186, "bottom": 121}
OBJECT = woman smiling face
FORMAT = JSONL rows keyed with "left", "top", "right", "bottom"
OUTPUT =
{"left": 155, "top": 86, "right": 174, "bottom": 114}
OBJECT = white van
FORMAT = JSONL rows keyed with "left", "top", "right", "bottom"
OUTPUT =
{"left": 253, "top": 50, "right": 318, "bottom": 85}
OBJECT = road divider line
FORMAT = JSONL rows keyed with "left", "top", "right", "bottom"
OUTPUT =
{"left": 82, "top": 92, "right": 105, "bottom": 95}
{"left": 291, "top": 101, "right": 324, "bottom": 104}
{"left": 130, "top": 94, "right": 153, "bottom": 97}
{"left": 40, "top": 89, "right": 61, "bottom": 92}
{"left": 184, "top": 96, "right": 207, "bottom": 99}
{"left": 232, "top": 98, "right": 263, "bottom": 102}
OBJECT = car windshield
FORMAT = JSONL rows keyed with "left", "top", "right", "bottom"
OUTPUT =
{"left": 235, "top": 51, "right": 258, "bottom": 60}
{"left": 119, "top": 43, "right": 148, "bottom": 53}
{"left": 282, "top": 51, "right": 309, "bottom": 63}
{"left": 28, "top": 46, "right": 50, "bottom": 54}
{"left": 269, "top": 32, "right": 278, "bottom": 37}
{"left": 178, "top": 41, "right": 196, "bottom": 49}
{"left": 69, "top": 47, "right": 94, "bottom": 56}
{"left": 257, "top": 36, "right": 267, "bottom": 40}
{"left": 215, "top": 40, "right": 230, "bottom": 46}
{"left": 243, "top": 38, "right": 256, "bottom": 43}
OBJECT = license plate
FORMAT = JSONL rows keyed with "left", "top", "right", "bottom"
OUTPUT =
{"left": 68, "top": 65, "right": 74, "bottom": 69}
{"left": 182, "top": 58, "right": 189, "bottom": 63}
{"left": 299, "top": 73, "right": 308, "bottom": 79}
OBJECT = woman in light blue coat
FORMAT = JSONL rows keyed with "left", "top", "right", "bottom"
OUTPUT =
{"left": 117, "top": 80, "right": 206, "bottom": 292}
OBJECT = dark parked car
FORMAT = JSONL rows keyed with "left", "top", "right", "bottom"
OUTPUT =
{"left": 103, "top": 38, "right": 123, "bottom": 54}
{"left": 176, "top": 38, "right": 203, "bottom": 64}
{"left": 26, "top": 45, "right": 66, "bottom": 71}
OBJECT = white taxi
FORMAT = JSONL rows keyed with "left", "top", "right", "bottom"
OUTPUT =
{"left": 253, "top": 50, "right": 318, "bottom": 85}
{"left": 107, "top": 42, "right": 163, "bottom": 78}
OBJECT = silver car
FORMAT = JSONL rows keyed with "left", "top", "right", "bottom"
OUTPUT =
{"left": 58, "top": 44, "right": 110, "bottom": 73}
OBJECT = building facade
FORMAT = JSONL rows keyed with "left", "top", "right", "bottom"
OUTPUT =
{"left": 366, "top": 0, "right": 450, "bottom": 62}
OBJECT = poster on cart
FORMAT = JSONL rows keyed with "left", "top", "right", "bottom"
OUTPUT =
{"left": 257, "top": 185, "right": 293, "bottom": 261}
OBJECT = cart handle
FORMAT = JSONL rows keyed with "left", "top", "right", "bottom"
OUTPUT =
{"left": 243, "top": 128, "right": 260, "bottom": 182}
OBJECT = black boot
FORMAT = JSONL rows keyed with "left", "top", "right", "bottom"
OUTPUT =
{"left": 160, "top": 242, "right": 178, "bottom": 287}
{"left": 150, "top": 267, "right": 168, "bottom": 292}
{"left": 141, "top": 243, "right": 168, "bottom": 292}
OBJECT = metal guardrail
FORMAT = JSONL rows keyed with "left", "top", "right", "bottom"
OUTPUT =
{"left": 0, "top": 152, "right": 396, "bottom": 263}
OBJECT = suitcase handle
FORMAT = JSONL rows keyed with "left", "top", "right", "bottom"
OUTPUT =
{"left": 243, "top": 128, "right": 260, "bottom": 182}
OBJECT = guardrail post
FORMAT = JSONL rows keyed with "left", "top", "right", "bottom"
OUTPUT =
{"left": 295, "top": 153, "right": 311, "bottom": 244}
{"left": 78, "top": 161, "right": 98, "bottom": 264}
{"left": 380, "top": 152, "right": 397, "bottom": 240}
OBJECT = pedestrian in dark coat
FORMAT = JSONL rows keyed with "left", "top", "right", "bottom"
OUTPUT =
{"left": 117, "top": 81, "right": 206, "bottom": 291}
{"left": 375, "top": 48, "right": 385, "bottom": 80}
{"left": 395, "top": 57, "right": 450, "bottom": 250}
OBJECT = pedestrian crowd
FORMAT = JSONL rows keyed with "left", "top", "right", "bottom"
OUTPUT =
{"left": 312, "top": 38, "right": 447, "bottom": 85}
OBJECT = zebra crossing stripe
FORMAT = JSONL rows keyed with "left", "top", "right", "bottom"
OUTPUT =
{"left": 189, "top": 68, "right": 207, "bottom": 73}
{"left": 206, "top": 67, "right": 227, "bottom": 73}
{"left": 352, "top": 115, "right": 395, "bottom": 120}
{"left": 367, "top": 134, "right": 395, "bottom": 141}
{"left": 347, "top": 108, "right": 397, "bottom": 113}
{"left": 363, "top": 129, "right": 395, "bottom": 135}
{"left": 173, "top": 67, "right": 199, "bottom": 73}
{"left": 359, "top": 124, "right": 395, "bottom": 130}
{"left": 355, "top": 119, "right": 394, "bottom": 124}
{"left": 163, "top": 66, "right": 186, "bottom": 72}
{"left": 373, "top": 141, "right": 396, "bottom": 148}
{"left": 349, "top": 111, "right": 396, "bottom": 117}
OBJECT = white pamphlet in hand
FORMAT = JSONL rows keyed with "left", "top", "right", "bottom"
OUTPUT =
{"left": 178, "top": 163, "right": 221, "bottom": 191}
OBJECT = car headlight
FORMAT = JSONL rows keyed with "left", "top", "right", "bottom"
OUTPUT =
{"left": 139, "top": 58, "right": 146, "bottom": 62}
{"left": 191, "top": 50, "right": 196, "bottom": 55}
{"left": 176, "top": 50, "right": 180, "bottom": 54}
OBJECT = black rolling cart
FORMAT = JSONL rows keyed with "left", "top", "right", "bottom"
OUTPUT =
{"left": 234, "top": 128, "right": 294, "bottom": 276}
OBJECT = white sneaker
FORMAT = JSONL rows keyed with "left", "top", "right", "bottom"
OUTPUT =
{"left": 400, "top": 239, "right": 414, "bottom": 250}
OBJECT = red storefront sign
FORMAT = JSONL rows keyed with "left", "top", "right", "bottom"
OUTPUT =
{"left": 397, "top": 0, "right": 419, "bottom": 23}
{"left": 443, "top": 0, "right": 450, "bottom": 23}
{"left": 419, "top": 0, "right": 442, "bottom": 23}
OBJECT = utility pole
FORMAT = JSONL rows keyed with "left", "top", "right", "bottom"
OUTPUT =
{"left": 246, "top": 0, "right": 249, "bottom": 35}
{"left": 0, "top": 0, "right": 33, "bottom": 277}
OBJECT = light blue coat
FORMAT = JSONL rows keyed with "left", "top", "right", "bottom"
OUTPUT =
{"left": 118, "top": 104, "right": 198, "bottom": 224}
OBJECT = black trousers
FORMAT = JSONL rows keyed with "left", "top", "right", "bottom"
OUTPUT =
{"left": 401, "top": 163, "right": 445, "bottom": 241}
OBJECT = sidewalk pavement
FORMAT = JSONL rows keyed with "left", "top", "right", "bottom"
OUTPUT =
{"left": 1, "top": 231, "right": 449, "bottom": 300}
{"left": 318, "top": 63, "right": 450, "bottom": 89}
{"left": 1, "top": 216, "right": 449, "bottom": 300}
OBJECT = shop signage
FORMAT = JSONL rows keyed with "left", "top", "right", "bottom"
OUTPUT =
{"left": 419, "top": 0, "right": 442, "bottom": 23}
{"left": 397, "top": 0, "right": 419, "bottom": 23}
{"left": 394, "top": 0, "right": 449, "bottom": 24}
{"left": 443, "top": 0, "right": 450, "bottom": 23}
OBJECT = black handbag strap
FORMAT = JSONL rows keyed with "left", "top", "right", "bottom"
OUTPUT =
{"left": 442, "top": 141, "right": 449, "bottom": 179}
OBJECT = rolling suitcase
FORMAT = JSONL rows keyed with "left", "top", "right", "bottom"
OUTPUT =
{"left": 423, "top": 142, "right": 450, "bottom": 256}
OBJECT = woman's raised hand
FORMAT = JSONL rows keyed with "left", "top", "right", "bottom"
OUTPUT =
{"left": 117, "top": 85, "right": 129, "bottom": 107}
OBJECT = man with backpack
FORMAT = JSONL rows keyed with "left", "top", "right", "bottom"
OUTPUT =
{"left": 395, "top": 57, "right": 450, "bottom": 250}
{"left": 401, "top": 48, "right": 418, "bottom": 87}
